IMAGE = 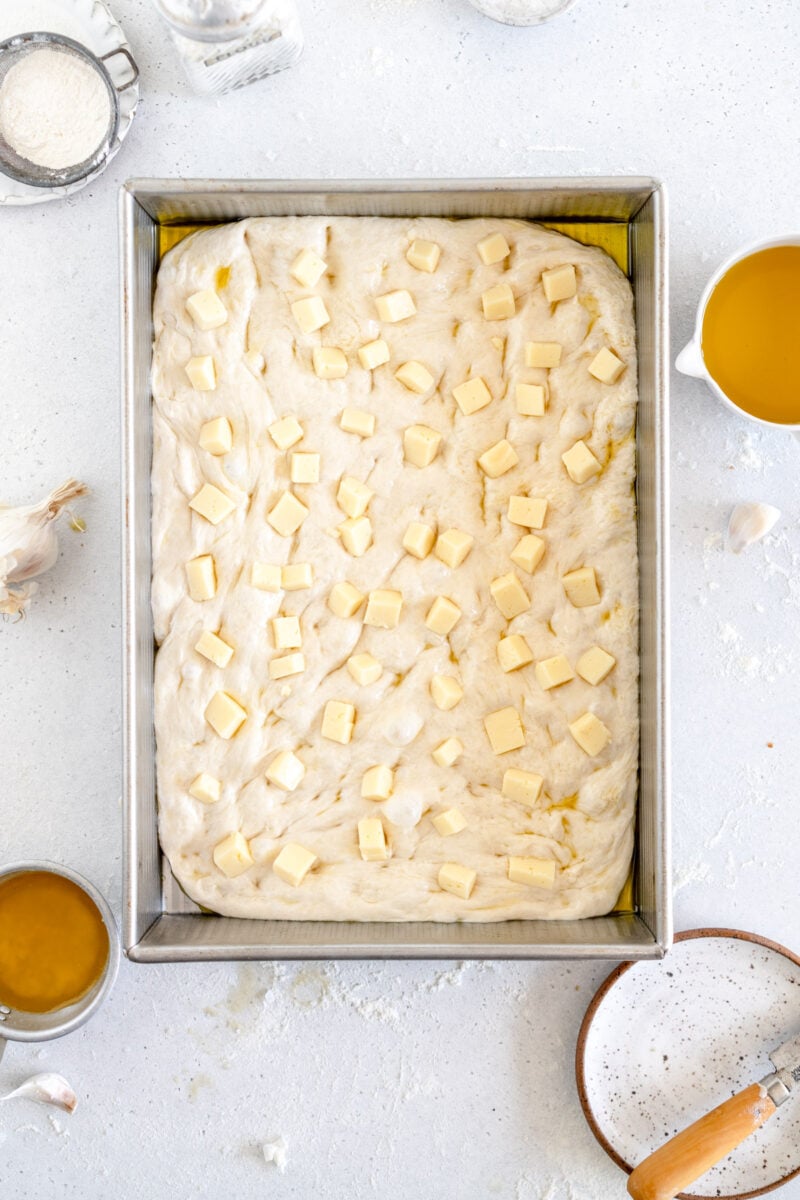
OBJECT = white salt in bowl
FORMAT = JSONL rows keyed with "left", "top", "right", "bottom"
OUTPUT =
{"left": 466, "top": 0, "right": 579, "bottom": 26}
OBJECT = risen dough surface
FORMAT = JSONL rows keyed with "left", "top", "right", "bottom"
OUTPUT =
{"left": 151, "top": 216, "right": 638, "bottom": 922}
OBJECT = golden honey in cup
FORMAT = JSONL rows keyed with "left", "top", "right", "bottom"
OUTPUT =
{"left": 701, "top": 245, "right": 800, "bottom": 425}
{"left": 0, "top": 870, "right": 109, "bottom": 1013}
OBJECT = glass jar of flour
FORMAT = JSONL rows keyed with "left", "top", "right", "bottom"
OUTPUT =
{"left": 151, "top": 0, "right": 303, "bottom": 95}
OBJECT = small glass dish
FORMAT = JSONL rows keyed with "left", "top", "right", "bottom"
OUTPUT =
{"left": 0, "top": 30, "right": 138, "bottom": 189}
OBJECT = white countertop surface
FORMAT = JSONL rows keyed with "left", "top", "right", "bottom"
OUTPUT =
{"left": 3, "top": 0, "right": 800, "bottom": 1195}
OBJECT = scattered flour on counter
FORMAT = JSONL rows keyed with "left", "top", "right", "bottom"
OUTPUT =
{"left": 673, "top": 857, "right": 712, "bottom": 893}
{"left": 262, "top": 1135, "right": 289, "bottom": 1173}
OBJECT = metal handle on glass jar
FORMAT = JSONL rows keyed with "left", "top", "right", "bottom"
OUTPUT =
{"left": 98, "top": 46, "right": 139, "bottom": 91}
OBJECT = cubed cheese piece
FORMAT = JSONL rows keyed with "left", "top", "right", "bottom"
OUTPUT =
{"left": 290, "top": 247, "right": 326, "bottom": 289}
{"left": 402, "top": 521, "right": 436, "bottom": 559}
{"left": 271, "top": 615, "right": 302, "bottom": 649}
{"left": 185, "top": 355, "right": 216, "bottom": 391}
{"left": 244, "top": 349, "right": 265, "bottom": 375}
{"left": 563, "top": 566, "right": 601, "bottom": 608}
{"left": 186, "top": 288, "right": 228, "bottom": 331}
{"left": 502, "top": 768, "right": 543, "bottom": 804}
{"left": 189, "top": 483, "right": 236, "bottom": 526}
{"left": 189, "top": 772, "right": 221, "bottom": 804}
{"left": 273, "top": 842, "right": 317, "bottom": 887}
{"left": 424, "top": 596, "right": 461, "bottom": 636}
{"left": 589, "top": 346, "right": 626, "bottom": 384}
{"left": 542, "top": 263, "right": 577, "bottom": 303}
{"left": 569, "top": 711, "right": 611, "bottom": 756}
{"left": 477, "top": 232, "right": 510, "bottom": 265}
{"left": 268, "top": 415, "right": 303, "bottom": 450}
{"left": 251, "top": 561, "right": 281, "bottom": 592}
{"left": 269, "top": 651, "right": 306, "bottom": 680}
{"left": 282, "top": 562, "right": 313, "bottom": 590}
{"left": 267, "top": 490, "right": 309, "bottom": 536}
{"left": 484, "top": 706, "right": 525, "bottom": 755}
{"left": 535, "top": 654, "right": 575, "bottom": 690}
{"left": 491, "top": 336, "right": 505, "bottom": 352}
{"left": 453, "top": 376, "right": 492, "bottom": 416}
{"left": 205, "top": 691, "right": 247, "bottom": 739}
{"left": 403, "top": 424, "right": 442, "bottom": 467}
{"left": 186, "top": 555, "right": 216, "bottom": 601}
{"left": 432, "top": 736, "right": 464, "bottom": 767}
{"left": 338, "top": 515, "right": 373, "bottom": 557}
{"left": 576, "top": 646, "right": 616, "bottom": 686}
{"left": 290, "top": 452, "right": 320, "bottom": 484}
{"left": 430, "top": 674, "right": 463, "bottom": 710}
{"left": 489, "top": 571, "right": 530, "bottom": 620}
{"left": 361, "top": 764, "right": 394, "bottom": 801}
{"left": 375, "top": 289, "right": 416, "bottom": 323}
{"left": 265, "top": 749, "right": 305, "bottom": 792}
{"left": 432, "top": 808, "right": 467, "bottom": 837}
{"left": 328, "top": 581, "right": 364, "bottom": 618}
{"left": 525, "top": 341, "right": 562, "bottom": 369}
{"left": 508, "top": 856, "right": 556, "bottom": 888}
{"left": 562, "top": 440, "right": 602, "bottom": 484}
{"left": 438, "top": 862, "right": 476, "bottom": 900}
{"left": 515, "top": 383, "right": 546, "bottom": 416}
{"left": 312, "top": 346, "right": 348, "bottom": 380}
{"left": 510, "top": 533, "right": 546, "bottom": 574}
{"left": 347, "top": 652, "right": 382, "bottom": 686}
{"left": 337, "top": 475, "right": 373, "bottom": 518}
{"left": 357, "top": 339, "right": 390, "bottom": 370}
{"left": 199, "top": 416, "right": 233, "bottom": 455}
{"left": 406, "top": 239, "right": 441, "bottom": 272}
{"left": 358, "top": 817, "right": 388, "bottom": 862}
{"left": 340, "top": 407, "right": 376, "bottom": 436}
{"left": 395, "top": 360, "right": 434, "bottom": 393}
{"left": 508, "top": 495, "right": 548, "bottom": 529}
{"left": 478, "top": 439, "right": 518, "bottom": 478}
{"left": 482, "top": 282, "right": 516, "bottom": 320}
{"left": 497, "top": 633, "right": 533, "bottom": 673}
{"left": 213, "top": 831, "right": 253, "bottom": 878}
{"left": 195, "top": 630, "right": 234, "bottom": 668}
{"left": 291, "top": 295, "right": 330, "bottom": 333}
{"left": 364, "top": 588, "right": 403, "bottom": 629}
{"left": 434, "top": 528, "right": 474, "bottom": 569}
{"left": 322, "top": 699, "right": 356, "bottom": 744}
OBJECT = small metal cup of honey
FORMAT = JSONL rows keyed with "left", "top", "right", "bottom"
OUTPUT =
{"left": 676, "top": 235, "right": 800, "bottom": 430}
{"left": 0, "top": 861, "right": 120, "bottom": 1062}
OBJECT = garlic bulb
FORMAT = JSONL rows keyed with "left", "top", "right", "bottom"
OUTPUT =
{"left": 727, "top": 502, "right": 780, "bottom": 554}
{"left": 0, "top": 478, "right": 87, "bottom": 616}
{"left": 1, "top": 1072, "right": 78, "bottom": 1113}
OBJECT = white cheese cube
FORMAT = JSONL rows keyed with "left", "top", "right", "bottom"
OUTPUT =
{"left": 251, "top": 561, "right": 281, "bottom": 592}
{"left": 432, "top": 808, "right": 467, "bottom": 837}
{"left": 267, "top": 491, "right": 309, "bottom": 537}
{"left": 189, "top": 772, "right": 221, "bottom": 804}
{"left": 402, "top": 521, "right": 436, "bottom": 559}
{"left": 478, "top": 439, "right": 518, "bottom": 478}
{"left": 430, "top": 674, "right": 463, "bottom": 710}
{"left": 406, "top": 239, "right": 441, "bottom": 272}
{"left": 358, "top": 817, "right": 389, "bottom": 862}
{"left": 403, "top": 424, "right": 442, "bottom": 468}
{"left": 569, "top": 711, "right": 611, "bottom": 756}
{"left": 328, "top": 581, "right": 365, "bottom": 618}
{"left": 434, "top": 528, "right": 474, "bottom": 569}
{"left": 347, "top": 652, "right": 382, "bottom": 686}
{"left": 374, "top": 289, "right": 416, "bottom": 323}
{"left": 525, "top": 341, "right": 562, "bottom": 369}
{"left": 337, "top": 475, "right": 373, "bottom": 518}
{"left": 589, "top": 346, "right": 626, "bottom": 384}
{"left": 291, "top": 295, "right": 330, "bottom": 333}
{"left": 482, "top": 282, "right": 515, "bottom": 320}
{"left": 438, "top": 862, "right": 476, "bottom": 900}
{"left": 338, "top": 515, "right": 373, "bottom": 557}
{"left": 357, "top": 339, "right": 390, "bottom": 370}
{"left": 508, "top": 495, "right": 548, "bottom": 529}
{"left": 361, "top": 764, "right": 394, "bottom": 801}
{"left": 477, "top": 232, "right": 510, "bottom": 265}
{"left": 364, "top": 588, "right": 403, "bottom": 629}
{"left": 186, "top": 288, "right": 228, "bottom": 331}
{"left": 322, "top": 699, "right": 356, "bottom": 744}
{"left": 273, "top": 842, "right": 317, "bottom": 887}
{"left": 290, "top": 452, "right": 320, "bottom": 484}
{"left": 395, "top": 360, "right": 434, "bottom": 393}
{"left": 282, "top": 562, "right": 313, "bottom": 590}
{"left": 562, "top": 440, "right": 602, "bottom": 484}
{"left": 185, "top": 355, "right": 217, "bottom": 391}
{"left": 489, "top": 571, "right": 530, "bottom": 619}
{"left": 484, "top": 706, "right": 525, "bottom": 755}
{"left": 189, "top": 483, "right": 236, "bottom": 526}
{"left": 576, "top": 646, "right": 616, "bottom": 686}
{"left": 497, "top": 633, "right": 533, "bottom": 673}
{"left": 268, "top": 415, "right": 303, "bottom": 450}
{"left": 195, "top": 629, "right": 234, "bottom": 668}
{"left": 542, "top": 263, "right": 577, "bottom": 303}
{"left": 562, "top": 566, "right": 601, "bottom": 608}
{"left": 290, "top": 247, "right": 327, "bottom": 289}
{"left": 502, "top": 768, "right": 543, "bottom": 804}
{"left": 269, "top": 651, "right": 306, "bottom": 680}
{"left": 213, "top": 831, "right": 253, "bottom": 878}
{"left": 510, "top": 533, "right": 546, "bottom": 574}
{"left": 312, "top": 346, "right": 348, "bottom": 380}
{"left": 535, "top": 654, "right": 575, "bottom": 690}
{"left": 271, "top": 615, "right": 302, "bottom": 649}
{"left": 340, "top": 407, "right": 376, "bottom": 436}
{"left": 265, "top": 749, "right": 306, "bottom": 792}
{"left": 205, "top": 691, "right": 247, "bottom": 739}
{"left": 508, "top": 856, "right": 556, "bottom": 888}
{"left": 453, "top": 376, "right": 492, "bottom": 416}
{"left": 244, "top": 349, "right": 265, "bottom": 375}
{"left": 199, "top": 416, "right": 233, "bottom": 455}
{"left": 515, "top": 383, "right": 546, "bottom": 416}
{"left": 424, "top": 595, "right": 461, "bottom": 636}
{"left": 186, "top": 555, "right": 216, "bottom": 601}
{"left": 491, "top": 336, "right": 505, "bottom": 352}
{"left": 432, "top": 736, "right": 463, "bottom": 767}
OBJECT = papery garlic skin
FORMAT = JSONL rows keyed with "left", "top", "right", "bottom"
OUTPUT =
{"left": 727, "top": 502, "right": 781, "bottom": 554}
{"left": 1, "top": 1072, "right": 78, "bottom": 1113}
{"left": 0, "top": 479, "right": 87, "bottom": 616}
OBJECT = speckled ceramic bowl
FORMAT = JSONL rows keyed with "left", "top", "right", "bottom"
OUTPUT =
{"left": 576, "top": 929, "right": 800, "bottom": 1199}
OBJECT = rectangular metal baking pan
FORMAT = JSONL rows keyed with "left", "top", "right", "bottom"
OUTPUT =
{"left": 122, "top": 177, "right": 670, "bottom": 962}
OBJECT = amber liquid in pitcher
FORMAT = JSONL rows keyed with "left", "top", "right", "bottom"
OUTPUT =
{"left": 0, "top": 871, "right": 109, "bottom": 1013}
{"left": 701, "top": 245, "right": 800, "bottom": 425}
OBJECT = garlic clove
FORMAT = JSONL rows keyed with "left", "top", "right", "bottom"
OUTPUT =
{"left": 0, "top": 478, "right": 88, "bottom": 615}
{"left": 727, "top": 502, "right": 781, "bottom": 553}
{"left": 1, "top": 1072, "right": 78, "bottom": 1113}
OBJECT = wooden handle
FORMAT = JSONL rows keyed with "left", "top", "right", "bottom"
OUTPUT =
{"left": 627, "top": 1083, "right": 776, "bottom": 1200}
